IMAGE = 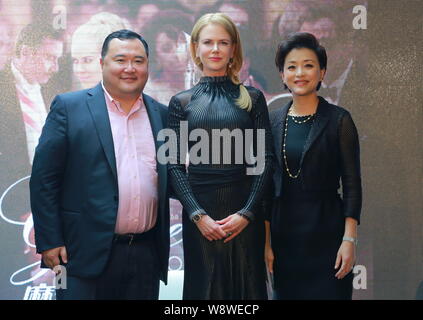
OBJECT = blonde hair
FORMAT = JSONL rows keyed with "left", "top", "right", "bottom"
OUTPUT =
{"left": 190, "top": 13, "right": 252, "bottom": 111}
{"left": 72, "top": 12, "right": 132, "bottom": 53}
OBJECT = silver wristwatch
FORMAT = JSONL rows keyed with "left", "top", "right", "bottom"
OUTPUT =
{"left": 191, "top": 213, "right": 205, "bottom": 223}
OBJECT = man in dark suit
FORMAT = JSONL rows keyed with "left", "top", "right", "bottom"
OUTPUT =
{"left": 0, "top": 23, "right": 64, "bottom": 198}
{"left": 30, "top": 30, "right": 170, "bottom": 300}
{"left": 0, "top": 24, "right": 65, "bottom": 296}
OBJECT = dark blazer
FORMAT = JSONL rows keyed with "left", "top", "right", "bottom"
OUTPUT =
{"left": 30, "top": 83, "right": 170, "bottom": 283}
{"left": 268, "top": 96, "right": 362, "bottom": 223}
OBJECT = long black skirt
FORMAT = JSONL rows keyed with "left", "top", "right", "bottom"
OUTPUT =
{"left": 270, "top": 193, "right": 353, "bottom": 300}
{"left": 182, "top": 178, "right": 267, "bottom": 300}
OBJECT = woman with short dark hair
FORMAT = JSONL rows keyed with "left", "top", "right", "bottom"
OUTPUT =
{"left": 265, "top": 32, "right": 362, "bottom": 300}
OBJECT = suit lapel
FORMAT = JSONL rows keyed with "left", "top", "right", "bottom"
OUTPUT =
{"left": 299, "top": 97, "right": 330, "bottom": 168}
{"left": 143, "top": 93, "right": 167, "bottom": 199}
{"left": 85, "top": 88, "right": 166, "bottom": 195}
{"left": 271, "top": 102, "right": 291, "bottom": 168}
{"left": 86, "top": 84, "right": 117, "bottom": 180}
{"left": 143, "top": 93, "right": 162, "bottom": 147}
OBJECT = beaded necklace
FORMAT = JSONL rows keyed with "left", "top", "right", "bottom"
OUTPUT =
{"left": 282, "top": 108, "right": 315, "bottom": 179}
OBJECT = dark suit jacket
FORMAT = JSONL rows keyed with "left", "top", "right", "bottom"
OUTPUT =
{"left": 30, "top": 83, "right": 170, "bottom": 283}
{"left": 268, "top": 96, "right": 362, "bottom": 223}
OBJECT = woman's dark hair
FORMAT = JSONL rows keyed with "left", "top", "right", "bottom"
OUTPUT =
{"left": 101, "top": 29, "right": 149, "bottom": 59}
{"left": 275, "top": 32, "right": 327, "bottom": 90}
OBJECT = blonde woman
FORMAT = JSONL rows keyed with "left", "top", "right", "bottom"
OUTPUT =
{"left": 71, "top": 12, "right": 131, "bottom": 89}
{"left": 168, "top": 13, "right": 273, "bottom": 299}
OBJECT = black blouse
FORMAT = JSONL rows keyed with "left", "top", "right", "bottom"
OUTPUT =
{"left": 283, "top": 115, "right": 314, "bottom": 175}
{"left": 167, "top": 76, "right": 274, "bottom": 220}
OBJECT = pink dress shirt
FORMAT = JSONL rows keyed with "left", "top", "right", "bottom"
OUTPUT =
{"left": 102, "top": 82, "right": 158, "bottom": 234}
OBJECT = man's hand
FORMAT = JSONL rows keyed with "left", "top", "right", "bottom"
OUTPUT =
{"left": 42, "top": 246, "right": 68, "bottom": 271}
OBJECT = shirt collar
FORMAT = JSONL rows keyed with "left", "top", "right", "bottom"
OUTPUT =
{"left": 101, "top": 81, "right": 143, "bottom": 114}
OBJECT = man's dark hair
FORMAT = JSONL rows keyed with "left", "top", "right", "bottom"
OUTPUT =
{"left": 15, "top": 23, "right": 63, "bottom": 57}
{"left": 101, "top": 29, "right": 149, "bottom": 59}
{"left": 275, "top": 32, "right": 327, "bottom": 90}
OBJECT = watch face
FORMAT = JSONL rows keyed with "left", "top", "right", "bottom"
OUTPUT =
{"left": 193, "top": 214, "right": 201, "bottom": 222}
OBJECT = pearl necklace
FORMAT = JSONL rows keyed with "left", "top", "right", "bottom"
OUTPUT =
{"left": 288, "top": 106, "right": 315, "bottom": 124}
{"left": 282, "top": 109, "right": 315, "bottom": 179}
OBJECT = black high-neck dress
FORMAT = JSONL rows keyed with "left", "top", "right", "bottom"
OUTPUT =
{"left": 167, "top": 76, "right": 273, "bottom": 299}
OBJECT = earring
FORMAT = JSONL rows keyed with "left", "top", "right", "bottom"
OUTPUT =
{"left": 228, "top": 58, "right": 233, "bottom": 68}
